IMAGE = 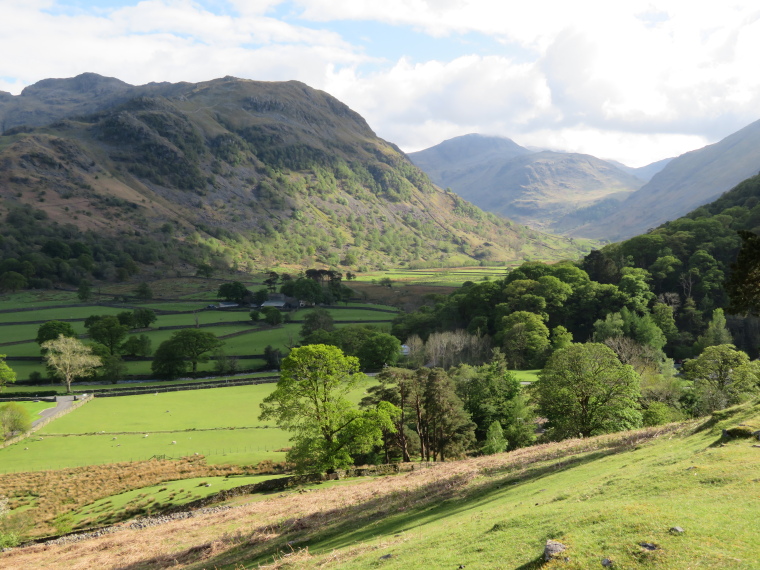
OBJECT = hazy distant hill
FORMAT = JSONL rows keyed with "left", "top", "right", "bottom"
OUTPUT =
{"left": 0, "top": 74, "right": 585, "bottom": 285}
{"left": 608, "top": 157, "right": 672, "bottom": 182}
{"left": 410, "top": 135, "right": 643, "bottom": 231}
{"left": 569, "top": 118, "right": 760, "bottom": 241}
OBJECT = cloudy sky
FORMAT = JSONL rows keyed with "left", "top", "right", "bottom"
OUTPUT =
{"left": 2, "top": 0, "right": 760, "bottom": 166}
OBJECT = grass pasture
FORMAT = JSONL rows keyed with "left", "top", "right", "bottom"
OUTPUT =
{"left": 0, "top": 378, "right": 376, "bottom": 473}
{"left": 0, "top": 291, "right": 399, "bottom": 381}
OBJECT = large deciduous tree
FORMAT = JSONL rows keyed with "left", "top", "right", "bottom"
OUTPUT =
{"left": 41, "top": 335, "right": 101, "bottom": 392}
{"left": 151, "top": 329, "right": 222, "bottom": 378}
{"left": 534, "top": 343, "right": 642, "bottom": 440}
{"left": 683, "top": 344, "right": 759, "bottom": 414}
{"left": 217, "top": 281, "right": 250, "bottom": 303}
{"left": 259, "top": 344, "right": 399, "bottom": 472}
{"left": 86, "top": 316, "right": 129, "bottom": 355}
{"left": 36, "top": 321, "right": 77, "bottom": 346}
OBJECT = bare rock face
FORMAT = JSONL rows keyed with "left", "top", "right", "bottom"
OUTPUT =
{"left": 544, "top": 539, "right": 568, "bottom": 562}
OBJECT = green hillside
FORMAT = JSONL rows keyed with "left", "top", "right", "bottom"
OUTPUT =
{"left": 4, "top": 400, "right": 758, "bottom": 568}
{"left": 0, "top": 74, "right": 588, "bottom": 292}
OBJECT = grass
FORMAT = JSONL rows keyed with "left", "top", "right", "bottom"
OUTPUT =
{"left": 0, "top": 378, "right": 376, "bottom": 472}
{"left": 69, "top": 473, "right": 285, "bottom": 529}
{"left": 358, "top": 266, "right": 511, "bottom": 287}
{"left": 10, "top": 400, "right": 56, "bottom": 418}
{"left": 513, "top": 369, "right": 540, "bottom": 383}
{"left": 8, "top": 400, "right": 757, "bottom": 569}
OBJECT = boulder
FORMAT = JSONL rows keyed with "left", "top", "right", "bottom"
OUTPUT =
{"left": 544, "top": 539, "right": 568, "bottom": 561}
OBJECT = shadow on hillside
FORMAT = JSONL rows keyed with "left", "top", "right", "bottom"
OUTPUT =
{"left": 118, "top": 446, "right": 626, "bottom": 569}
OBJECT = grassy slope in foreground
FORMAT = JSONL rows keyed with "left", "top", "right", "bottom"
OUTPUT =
{"left": 5, "top": 400, "right": 759, "bottom": 569}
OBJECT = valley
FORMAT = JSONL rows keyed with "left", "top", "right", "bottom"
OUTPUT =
{"left": 0, "top": 72, "right": 758, "bottom": 569}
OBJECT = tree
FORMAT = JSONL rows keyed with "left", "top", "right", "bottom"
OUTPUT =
{"left": 0, "top": 403, "right": 31, "bottom": 438}
{"left": 77, "top": 280, "right": 93, "bottom": 302}
{"left": 87, "top": 315, "right": 128, "bottom": 355}
{"left": 132, "top": 308, "right": 157, "bottom": 329}
{"left": 683, "top": 344, "right": 759, "bottom": 414}
{"left": 41, "top": 335, "right": 101, "bottom": 392}
{"left": 0, "top": 271, "right": 26, "bottom": 292}
{"left": 361, "top": 367, "right": 419, "bottom": 462}
{"left": 153, "top": 329, "right": 223, "bottom": 374}
{"left": 134, "top": 282, "right": 153, "bottom": 300}
{"left": 89, "top": 343, "right": 127, "bottom": 384}
{"left": 251, "top": 288, "right": 269, "bottom": 306}
{"left": 726, "top": 230, "right": 760, "bottom": 315}
{"left": 121, "top": 334, "right": 152, "bottom": 357}
{"left": 451, "top": 354, "right": 534, "bottom": 450}
{"left": 534, "top": 343, "right": 642, "bottom": 440}
{"left": 498, "top": 311, "right": 550, "bottom": 369}
{"left": 693, "top": 308, "right": 732, "bottom": 354}
{"left": 420, "top": 368, "right": 476, "bottom": 461}
{"left": 116, "top": 311, "right": 136, "bottom": 329}
{"left": 261, "top": 306, "right": 283, "bottom": 326}
{"left": 259, "top": 345, "right": 399, "bottom": 472}
{"left": 217, "top": 281, "right": 249, "bottom": 303}
{"left": 300, "top": 308, "right": 334, "bottom": 338}
{"left": 151, "top": 340, "right": 189, "bottom": 379}
{"left": 283, "top": 277, "right": 322, "bottom": 304}
{"left": 36, "top": 321, "right": 77, "bottom": 346}
{"left": 482, "top": 421, "right": 507, "bottom": 455}
{"left": 0, "top": 356, "right": 16, "bottom": 393}
{"left": 263, "top": 345, "right": 285, "bottom": 369}
{"left": 356, "top": 332, "right": 401, "bottom": 370}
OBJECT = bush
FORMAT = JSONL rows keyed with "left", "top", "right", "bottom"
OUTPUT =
{"left": 0, "top": 402, "right": 32, "bottom": 438}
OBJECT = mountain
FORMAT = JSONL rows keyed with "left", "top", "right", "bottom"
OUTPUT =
{"left": 569, "top": 118, "right": 760, "bottom": 241}
{"left": 608, "top": 157, "right": 672, "bottom": 182}
{"left": 0, "top": 74, "right": 586, "bottom": 287}
{"left": 408, "top": 134, "right": 533, "bottom": 185}
{"left": 410, "top": 135, "right": 643, "bottom": 231}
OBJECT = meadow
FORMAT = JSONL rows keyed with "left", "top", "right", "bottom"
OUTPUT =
{"left": 0, "top": 378, "right": 377, "bottom": 473}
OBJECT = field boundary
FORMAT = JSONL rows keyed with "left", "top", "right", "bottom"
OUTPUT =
{"left": 0, "top": 395, "right": 94, "bottom": 449}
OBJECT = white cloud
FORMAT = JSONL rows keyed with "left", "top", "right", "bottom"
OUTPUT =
{"left": 2, "top": 0, "right": 760, "bottom": 166}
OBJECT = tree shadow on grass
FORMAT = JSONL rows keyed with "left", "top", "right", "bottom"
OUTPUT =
{"left": 118, "top": 447, "right": 625, "bottom": 570}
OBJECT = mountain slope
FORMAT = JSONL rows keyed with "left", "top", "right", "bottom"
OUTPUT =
{"left": 570, "top": 118, "right": 760, "bottom": 241}
{"left": 0, "top": 75, "right": 587, "bottom": 285}
{"left": 411, "top": 135, "right": 643, "bottom": 231}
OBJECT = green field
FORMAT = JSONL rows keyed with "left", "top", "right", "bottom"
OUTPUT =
{"left": 358, "top": 266, "right": 511, "bottom": 287}
{"left": 513, "top": 369, "right": 540, "bottom": 383}
{"left": 1, "top": 400, "right": 56, "bottom": 418}
{"left": 0, "top": 378, "right": 377, "bottom": 472}
{"left": 0, "top": 294, "right": 399, "bottom": 380}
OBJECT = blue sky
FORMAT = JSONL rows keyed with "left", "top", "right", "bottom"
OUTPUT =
{"left": 3, "top": 0, "right": 760, "bottom": 166}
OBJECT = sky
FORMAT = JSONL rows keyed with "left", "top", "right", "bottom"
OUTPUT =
{"left": 2, "top": 1, "right": 760, "bottom": 167}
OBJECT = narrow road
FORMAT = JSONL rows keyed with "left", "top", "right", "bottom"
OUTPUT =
{"left": 32, "top": 395, "right": 77, "bottom": 428}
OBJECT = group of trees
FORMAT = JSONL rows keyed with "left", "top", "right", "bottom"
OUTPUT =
{"left": 261, "top": 345, "right": 535, "bottom": 470}
{"left": 151, "top": 329, "right": 222, "bottom": 378}
{"left": 0, "top": 204, "right": 210, "bottom": 292}
{"left": 299, "top": 308, "right": 401, "bottom": 370}
{"left": 35, "top": 310, "right": 156, "bottom": 385}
